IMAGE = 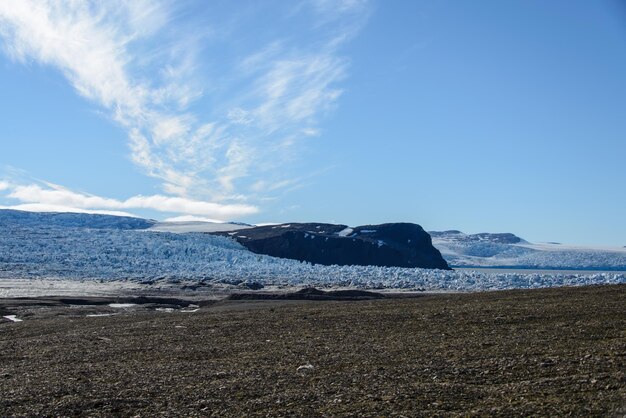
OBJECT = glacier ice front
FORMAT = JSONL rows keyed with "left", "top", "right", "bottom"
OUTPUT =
{"left": 0, "top": 221, "right": 622, "bottom": 291}
{"left": 0, "top": 209, "right": 624, "bottom": 291}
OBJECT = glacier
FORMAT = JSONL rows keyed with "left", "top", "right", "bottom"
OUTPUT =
{"left": 431, "top": 230, "right": 626, "bottom": 270}
{"left": 0, "top": 222, "right": 624, "bottom": 291}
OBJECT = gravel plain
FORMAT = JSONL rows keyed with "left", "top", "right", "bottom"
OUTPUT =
{"left": 1, "top": 284, "right": 625, "bottom": 417}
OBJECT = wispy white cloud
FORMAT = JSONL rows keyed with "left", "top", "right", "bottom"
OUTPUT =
{"left": 0, "top": 1, "right": 149, "bottom": 114}
{"left": 2, "top": 182, "right": 257, "bottom": 220}
{"left": 311, "top": 0, "right": 369, "bottom": 13}
{"left": 0, "top": 0, "right": 369, "bottom": 205}
{"left": 250, "top": 179, "right": 302, "bottom": 194}
{"left": 248, "top": 55, "right": 346, "bottom": 133}
{"left": 0, "top": 181, "right": 9, "bottom": 191}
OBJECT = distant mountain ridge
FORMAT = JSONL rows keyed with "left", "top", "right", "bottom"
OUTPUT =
{"left": 430, "top": 229, "right": 626, "bottom": 270}
{"left": 429, "top": 230, "right": 526, "bottom": 244}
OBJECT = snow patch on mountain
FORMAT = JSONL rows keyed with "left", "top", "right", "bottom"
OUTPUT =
{"left": 337, "top": 227, "right": 353, "bottom": 237}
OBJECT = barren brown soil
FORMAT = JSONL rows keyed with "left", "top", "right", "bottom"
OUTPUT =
{"left": 1, "top": 285, "right": 625, "bottom": 417}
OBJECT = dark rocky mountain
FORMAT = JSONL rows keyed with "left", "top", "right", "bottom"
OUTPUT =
{"left": 213, "top": 222, "right": 450, "bottom": 270}
{"left": 0, "top": 209, "right": 155, "bottom": 230}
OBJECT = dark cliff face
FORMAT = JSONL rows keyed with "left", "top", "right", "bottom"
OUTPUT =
{"left": 214, "top": 222, "right": 451, "bottom": 270}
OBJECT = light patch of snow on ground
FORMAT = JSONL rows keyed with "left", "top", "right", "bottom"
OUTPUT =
{"left": 360, "top": 230, "right": 377, "bottom": 233}
{"left": 108, "top": 303, "right": 137, "bottom": 308}
{"left": 3, "top": 315, "right": 22, "bottom": 322}
{"left": 377, "top": 240, "right": 385, "bottom": 248}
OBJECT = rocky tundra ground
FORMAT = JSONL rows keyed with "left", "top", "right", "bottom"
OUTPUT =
{"left": 0, "top": 284, "right": 624, "bottom": 416}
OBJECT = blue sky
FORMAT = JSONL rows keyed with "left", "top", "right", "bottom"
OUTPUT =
{"left": 0, "top": 0, "right": 625, "bottom": 246}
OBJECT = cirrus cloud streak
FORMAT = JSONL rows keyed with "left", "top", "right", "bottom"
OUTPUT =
{"left": 0, "top": 1, "right": 369, "bottom": 204}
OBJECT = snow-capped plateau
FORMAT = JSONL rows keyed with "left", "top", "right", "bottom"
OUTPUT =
{"left": 149, "top": 221, "right": 252, "bottom": 234}
{"left": 430, "top": 230, "right": 626, "bottom": 270}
